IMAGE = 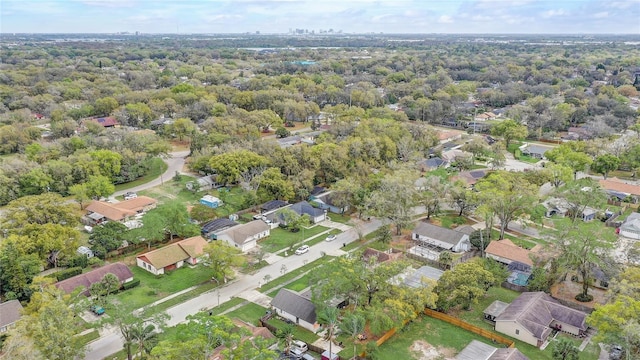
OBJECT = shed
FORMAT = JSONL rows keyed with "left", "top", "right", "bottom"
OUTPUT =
{"left": 200, "top": 195, "right": 223, "bottom": 209}
{"left": 483, "top": 300, "right": 509, "bottom": 322}
{"left": 77, "top": 246, "right": 94, "bottom": 259}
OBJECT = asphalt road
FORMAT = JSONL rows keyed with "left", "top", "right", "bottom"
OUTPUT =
{"left": 113, "top": 150, "right": 190, "bottom": 197}
{"left": 85, "top": 218, "right": 382, "bottom": 360}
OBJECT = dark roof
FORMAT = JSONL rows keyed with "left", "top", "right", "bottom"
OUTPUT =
{"left": 496, "top": 292, "right": 587, "bottom": 341}
{"left": 261, "top": 200, "right": 288, "bottom": 212}
{"left": 312, "top": 192, "right": 341, "bottom": 207}
{"left": 0, "top": 300, "right": 23, "bottom": 329}
{"left": 310, "top": 186, "right": 326, "bottom": 196}
{"left": 290, "top": 201, "right": 325, "bottom": 218}
{"left": 422, "top": 157, "right": 445, "bottom": 169}
{"left": 201, "top": 218, "right": 239, "bottom": 234}
{"left": 271, "top": 289, "right": 316, "bottom": 324}
{"left": 55, "top": 262, "right": 133, "bottom": 296}
{"left": 412, "top": 222, "right": 469, "bottom": 246}
{"left": 362, "top": 248, "right": 392, "bottom": 264}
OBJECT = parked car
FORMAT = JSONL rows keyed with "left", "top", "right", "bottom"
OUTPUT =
{"left": 124, "top": 192, "right": 138, "bottom": 200}
{"left": 301, "top": 354, "right": 315, "bottom": 360}
{"left": 295, "top": 245, "right": 310, "bottom": 255}
{"left": 609, "top": 345, "right": 624, "bottom": 360}
{"left": 289, "top": 348, "right": 305, "bottom": 359}
{"left": 291, "top": 340, "right": 308, "bottom": 353}
{"left": 90, "top": 305, "right": 105, "bottom": 315}
{"left": 325, "top": 234, "right": 337, "bottom": 242}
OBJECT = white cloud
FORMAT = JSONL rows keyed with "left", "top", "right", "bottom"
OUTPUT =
{"left": 541, "top": 9, "right": 566, "bottom": 18}
{"left": 438, "top": 15, "right": 453, "bottom": 23}
{"left": 592, "top": 11, "right": 609, "bottom": 19}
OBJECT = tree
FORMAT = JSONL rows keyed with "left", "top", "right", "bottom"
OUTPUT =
{"left": 157, "top": 201, "right": 200, "bottom": 240}
{"left": 474, "top": 171, "right": 538, "bottom": 239}
{"left": 209, "top": 150, "right": 269, "bottom": 185}
{"left": 317, "top": 306, "right": 340, "bottom": 359}
{"left": 557, "top": 179, "right": 607, "bottom": 224}
{"left": 275, "top": 126, "right": 290, "bottom": 138}
{"left": 461, "top": 137, "right": 490, "bottom": 164}
{"left": 340, "top": 311, "right": 366, "bottom": 359}
{"left": 367, "top": 170, "right": 418, "bottom": 235}
{"left": 170, "top": 117, "right": 197, "bottom": 141}
{"left": 592, "top": 154, "right": 621, "bottom": 179}
{"left": 256, "top": 167, "right": 295, "bottom": 202}
{"left": 68, "top": 183, "right": 89, "bottom": 209}
{"left": 545, "top": 142, "right": 593, "bottom": 179}
{"left": 111, "top": 310, "right": 168, "bottom": 360}
{"left": 277, "top": 324, "right": 295, "bottom": 356}
{"left": 555, "top": 227, "right": 614, "bottom": 302}
{"left": 449, "top": 182, "right": 478, "bottom": 216}
{"left": 85, "top": 175, "right": 115, "bottom": 200}
{"left": 0, "top": 241, "right": 41, "bottom": 300}
{"left": 204, "top": 241, "right": 245, "bottom": 284}
{"left": 94, "top": 97, "right": 119, "bottom": 116}
{"left": 435, "top": 259, "right": 496, "bottom": 312}
{"left": 546, "top": 163, "right": 574, "bottom": 188}
{"left": 552, "top": 337, "right": 579, "bottom": 360}
{"left": 1, "top": 193, "right": 78, "bottom": 230}
{"left": 419, "top": 175, "right": 450, "bottom": 219}
{"left": 89, "top": 149, "right": 122, "bottom": 181}
{"left": 89, "top": 221, "right": 129, "bottom": 258}
{"left": 491, "top": 119, "right": 528, "bottom": 148}
{"left": 189, "top": 203, "right": 218, "bottom": 223}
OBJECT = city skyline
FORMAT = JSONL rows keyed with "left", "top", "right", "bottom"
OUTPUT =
{"left": 1, "top": 0, "right": 639, "bottom": 35}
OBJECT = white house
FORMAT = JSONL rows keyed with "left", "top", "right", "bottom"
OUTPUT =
{"left": 412, "top": 222, "right": 471, "bottom": 253}
{"left": 270, "top": 289, "right": 319, "bottom": 332}
{"left": 136, "top": 236, "right": 209, "bottom": 275}
{"left": 619, "top": 212, "right": 640, "bottom": 239}
{"left": 215, "top": 220, "right": 270, "bottom": 252}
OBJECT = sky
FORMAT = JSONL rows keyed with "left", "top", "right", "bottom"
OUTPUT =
{"left": 1, "top": 0, "right": 639, "bottom": 34}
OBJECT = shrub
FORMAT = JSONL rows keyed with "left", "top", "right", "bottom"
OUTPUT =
{"left": 54, "top": 267, "right": 83, "bottom": 281}
{"left": 122, "top": 279, "right": 140, "bottom": 290}
{"left": 88, "top": 257, "right": 105, "bottom": 268}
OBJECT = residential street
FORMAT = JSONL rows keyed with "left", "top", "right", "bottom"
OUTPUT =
{"left": 113, "top": 150, "right": 190, "bottom": 197}
{"left": 85, "top": 218, "right": 382, "bottom": 360}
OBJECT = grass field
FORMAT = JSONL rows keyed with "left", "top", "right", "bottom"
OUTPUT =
{"left": 267, "top": 273, "right": 313, "bottom": 298}
{"left": 112, "top": 265, "right": 213, "bottom": 312}
{"left": 114, "top": 157, "right": 168, "bottom": 192}
{"left": 224, "top": 302, "right": 268, "bottom": 326}
{"left": 259, "top": 226, "right": 330, "bottom": 253}
{"left": 259, "top": 256, "right": 334, "bottom": 294}
{"left": 266, "top": 317, "right": 319, "bottom": 344}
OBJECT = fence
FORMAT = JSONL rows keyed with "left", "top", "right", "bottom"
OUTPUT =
{"left": 259, "top": 317, "right": 346, "bottom": 360}
{"left": 423, "top": 308, "right": 515, "bottom": 348}
{"left": 501, "top": 281, "right": 528, "bottom": 293}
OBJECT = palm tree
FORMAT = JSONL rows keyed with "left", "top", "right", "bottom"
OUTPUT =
{"left": 277, "top": 324, "right": 295, "bottom": 355}
{"left": 318, "top": 307, "right": 340, "bottom": 359}
{"left": 340, "top": 312, "right": 365, "bottom": 360}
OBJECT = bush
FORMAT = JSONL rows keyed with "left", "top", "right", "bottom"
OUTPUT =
{"left": 122, "top": 278, "right": 140, "bottom": 290}
{"left": 54, "top": 267, "right": 83, "bottom": 281}
{"left": 64, "top": 255, "right": 89, "bottom": 269}
{"left": 88, "top": 257, "right": 105, "bottom": 268}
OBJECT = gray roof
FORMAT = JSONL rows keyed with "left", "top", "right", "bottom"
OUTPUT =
{"left": 456, "top": 340, "right": 498, "bottom": 360}
{"left": 520, "top": 144, "right": 551, "bottom": 156}
{"left": 491, "top": 348, "right": 530, "bottom": 360}
{"left": 217, "top": 220, "right": 269, "bottom": 245}
{"left": 483, "top": 300, "right": 510, "bottom": 318}
{"left": 496, "top": 292, "right": 587, "bottom": 341}
{"left": 413, "top": 222, "right": 468, "bottom": 246}
{"left": 0, "top": 300, "right": 23, "bottom": 329}
{"left": 271, "top": 289, "right": 316, "bottom": 324}
{"left": 290, "top": 201, "right": 325, "bottom": 218}
{"left": 261, "top": 200, "right": 288, "bottom": 212}
{"left": 403, "top": 266, "right": 444, "bottom": 288}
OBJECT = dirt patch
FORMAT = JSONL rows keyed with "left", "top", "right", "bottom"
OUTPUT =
{"left": 550, "top": 279, "right": 608, "bottom": 310}
{"left": 409, "top": 340, "right": 455, "bottom": 360}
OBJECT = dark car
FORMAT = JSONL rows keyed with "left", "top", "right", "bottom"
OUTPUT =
{"left": 609, "top": 345, "right": 624, "bottom": 360}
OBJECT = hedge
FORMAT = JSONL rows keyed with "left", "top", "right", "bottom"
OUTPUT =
{"left": 122, "top": 278, "right": 140, "bottom": 290}
{"left": 51, "top": 267, "right": 83, "bottom": 282}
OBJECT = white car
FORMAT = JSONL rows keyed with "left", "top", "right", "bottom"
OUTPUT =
{"left": 291, "top": 340, "right": 308, "bottom": 352}
{"left": 295, "top": 245, "right": 310, "bottom": 255}
{"left": 325, "top": 234, "right": 337, "bottom": 242}
{"left": 124, "top": 192, "right": 138, "bottom": 200}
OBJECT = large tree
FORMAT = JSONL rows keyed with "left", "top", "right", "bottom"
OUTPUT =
{"left": 208, "top": 150, "right": 269, "bottom": 185}
{"left": 490, "top": 119, "right": 528, "bottom": 148}
{"left": 591, "top": 154, "right": 621, "bottom": 179}
{"left": 419, "top": 175, "right": 450, "bottom": 219}
{"left": 204, "top": 241, "right": 246, "bottom": 284}
{"left": 366, "top": 170, "right": 418, "bottom": 235}
{"left": 474, "top": 171, "right": 538, "bottom": 239}
{"left": 434, "top": 259, "right": 496, "bottom": 312}
{"left": 1, "top": 193, "right": 78, "bottom": 230}
{"left": 557, "top": 178, "right": 607, "bottom": 224}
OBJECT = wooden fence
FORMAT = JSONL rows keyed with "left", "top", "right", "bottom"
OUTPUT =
{"left": 423, "top": 308, "right": 515, "bottom": 348}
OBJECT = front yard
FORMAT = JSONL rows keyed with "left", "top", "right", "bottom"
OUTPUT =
{"left": 259, "top": 225, "right": 330, "bottom": 253}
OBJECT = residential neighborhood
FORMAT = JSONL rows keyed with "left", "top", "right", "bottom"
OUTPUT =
{"left": 0, "top": 29, "right": 639, "bottom": 360}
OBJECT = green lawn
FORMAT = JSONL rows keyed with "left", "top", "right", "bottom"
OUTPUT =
{"left": 266, "top": 317, "right": 319, "bottom": 344}
{"left": 139, "top": 281, "right": 218, "bottom": 317}
{"left": 259, "top": 226, "right": 330, "bottom": 253}
{"left": 114, "top": 158, "right": 168, "bottom": 192}
{"left": 76, "top": 329, "right": 100, "bottom": 346}
{"left": 453, "top": 286, "right": 521, "bottom": 331}
{"left": 225, "top": 302, "right": 268, "bottom": 326}
{"left": 267, "top": 273, "right": 313, "bottom": 298}
{"left": 259, "top": 256, "right": 334, "bottom": 294}
{"left": 327, "top": 213, "right": 352, "bottom": 224}
{"left": 111, "top": 265, "right": 213, "bottom": 312}
{"left": 138, "top": 174, "right": 202, "bottom": 205}
{"left": 549, "top": 217, "right": 617, "bottom": 242}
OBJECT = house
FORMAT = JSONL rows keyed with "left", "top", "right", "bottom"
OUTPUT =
{"left": 310, "top": 186, "right": 327, "bottom": 196}
{"left": 200, "top": 195, "right": 223, "bottom": 209}
{"left": 518, "top": 143, "right": 553, "bottom": 160}
{"left": 88, "top": 116, "right": 118, "bottom": 128}
{"left": 494, "top": 292, "right": 588, "bottom": 347}
{"left": 418, "top": 157, "right": 446, "bottom": 172}
{"left": 215, "top": 220, "right": 270, "bottom": 252}
{"left": 437, "top": 130, "right": 464, "bottom": 144}
{"left": 542, "top": 197, "right": 572, "bottom": 217}
{"left": 310, "top": 191, "right": 349, "bottom": 214}
{"left": 201, "top": 218, "right": 239, "bottom": 239}
{"left": 0, "top": 300, "right": 24, "bottom": 333}
{"left": 85, "top": 196, "right": 157, "bottom": 226}
{"left": 581, "top": 207, "right": 597, "bottom": 222}
{"left": 599, "top": 177, "right": 640, "bottom": 202}
{"left": 566, "top": 126, "right": 594, "bottom": 140}
{"left": 456, "top": 340, "right": 529, "bottom": 360}
{"left": 260, "top": 199, "right": 288, "bottom": 213}
{"left": 618, "top": 212, "right": 640, "bottom": 239}
{"left": 454, "top": 169, "right": 488, "bottom": 187}
{"left": 286, "top": 201, "right": 327, "bottom": 223}
{"left": 187, "top": 175, "right": 222, "bottom": 191}
{"left": 485, "top": 239, "right": 540, "bottom": 268}
{"left": 270, "top": 288, "right": 319, "bottom": 332}
{"left": 55, "top": 262, "right": 134, "bottom": 296}
{"left": 391, "top": 265, "right": 443, "bottom": 289}
{"left": 77, "top": 246, "right": 94, "bottom": 259}
{"left": 136, "top": 236, "right": 209, "bottom": 275}
{"left": 474, "top": 112, "right": 497, "bottom": 121}
{"left": 441, "top": 149, "right": 472, "bottom": 163}
{"left": 412, "top": 222, "right": 471, "bottom": 253}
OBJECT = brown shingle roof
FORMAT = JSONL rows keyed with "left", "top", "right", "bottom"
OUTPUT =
{"left": 0, "top": 300, "right": 24, "bottom": 329}
{"left": 485, "top": 239, "right": 535, "bottom": 266}
{"left": 114, "top": 196, "right": 157, "bottom": 211}
{"left": 599, "top": 177, "right": 640, "bottom": 196}
{"left": 85, "top": 196, "right": 157, "bottom": 222}
{"left": 137, "top": 236, "right": 208, "bottom": 269}
{"left": 55, "top": 262, "right": 133, "bottom": 295}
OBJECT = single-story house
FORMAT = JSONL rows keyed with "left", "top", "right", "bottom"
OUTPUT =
{"left": 494, "top": 292, "right": 588, "bottom": 347}
{"left": 599, "top": 177, "right": 640, "bottom": 202}
{"left": 270, "top": 288, "right": 319, "bottom": 332}
{"left": 260, "top": 199, "right": 289, "bottom": 213}
{"left": 309, "top": 191, "right": 349, "bottom": 214}
{"left": 412, "top": 222, "right": 471, "bottom": 253}
{"left": 201, "top": 218, "right": 239, "bottom": 239}
{"left": 456, "top": 340, "right": 529, "bottom": 360}
{"left": 474, "top": 112, "right": 497, "bottom": 121}
{"left": 618, "top": 212, "right": 640, "bottom": 239}
{"left": 485, "top": 239, "right": 540, "bottom": 268}
{"left": 87, "top": 116, "right": 118, "bottom": 128}
{"left": 437, "top": 130, "right": 464, "bottom": 144}
{"left": 200, "top": 195, "right": 223, "bottom": 209}
{"left": 441, "top": 149, "right": 472, "bottom": 163}
{"left": 289, "top": 201, "right": 327, "bottom": 223}
{"left": 136, "top": 236, "right": 209, "bottom": 275}
{"left": 454, "top": 169, "right": 488, "bottom": 187}
{"left": 0, "top": 300, "right": 24, "bottom": 333}
{"left": 186, "top": 175, "right": 222, "bottom": 191}
{"left": 518, "top": 143, "right": 553, "bottom": 160}
{"left": 215, "top": 220, "right": 270, "bottom": 252}
{"left": 85, "top": 196, "right": 158, "bottom": 226}
{"left": 77, "top": 246, "right": 94, "bottom": 259}
{"left": 542, "top": 197, "right": 572, "bottom": 217}
{"left": 418, "top": 157, "right": 446, "bottom": 172}
{"left": 55, "top": 262, "right": 134, "bottom": 296}
{"left": 310, "top": 186, "right": 327, "bottom": 196}
{"left": 581, "top": 207, "right": 597, "bottom": 222}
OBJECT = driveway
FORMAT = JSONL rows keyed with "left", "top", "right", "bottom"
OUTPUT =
{"left": 85, "top": 218, "right": 382, "bottom": 359}
{"left": 113, "top": 150, "right": 190, "bottom": 197}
